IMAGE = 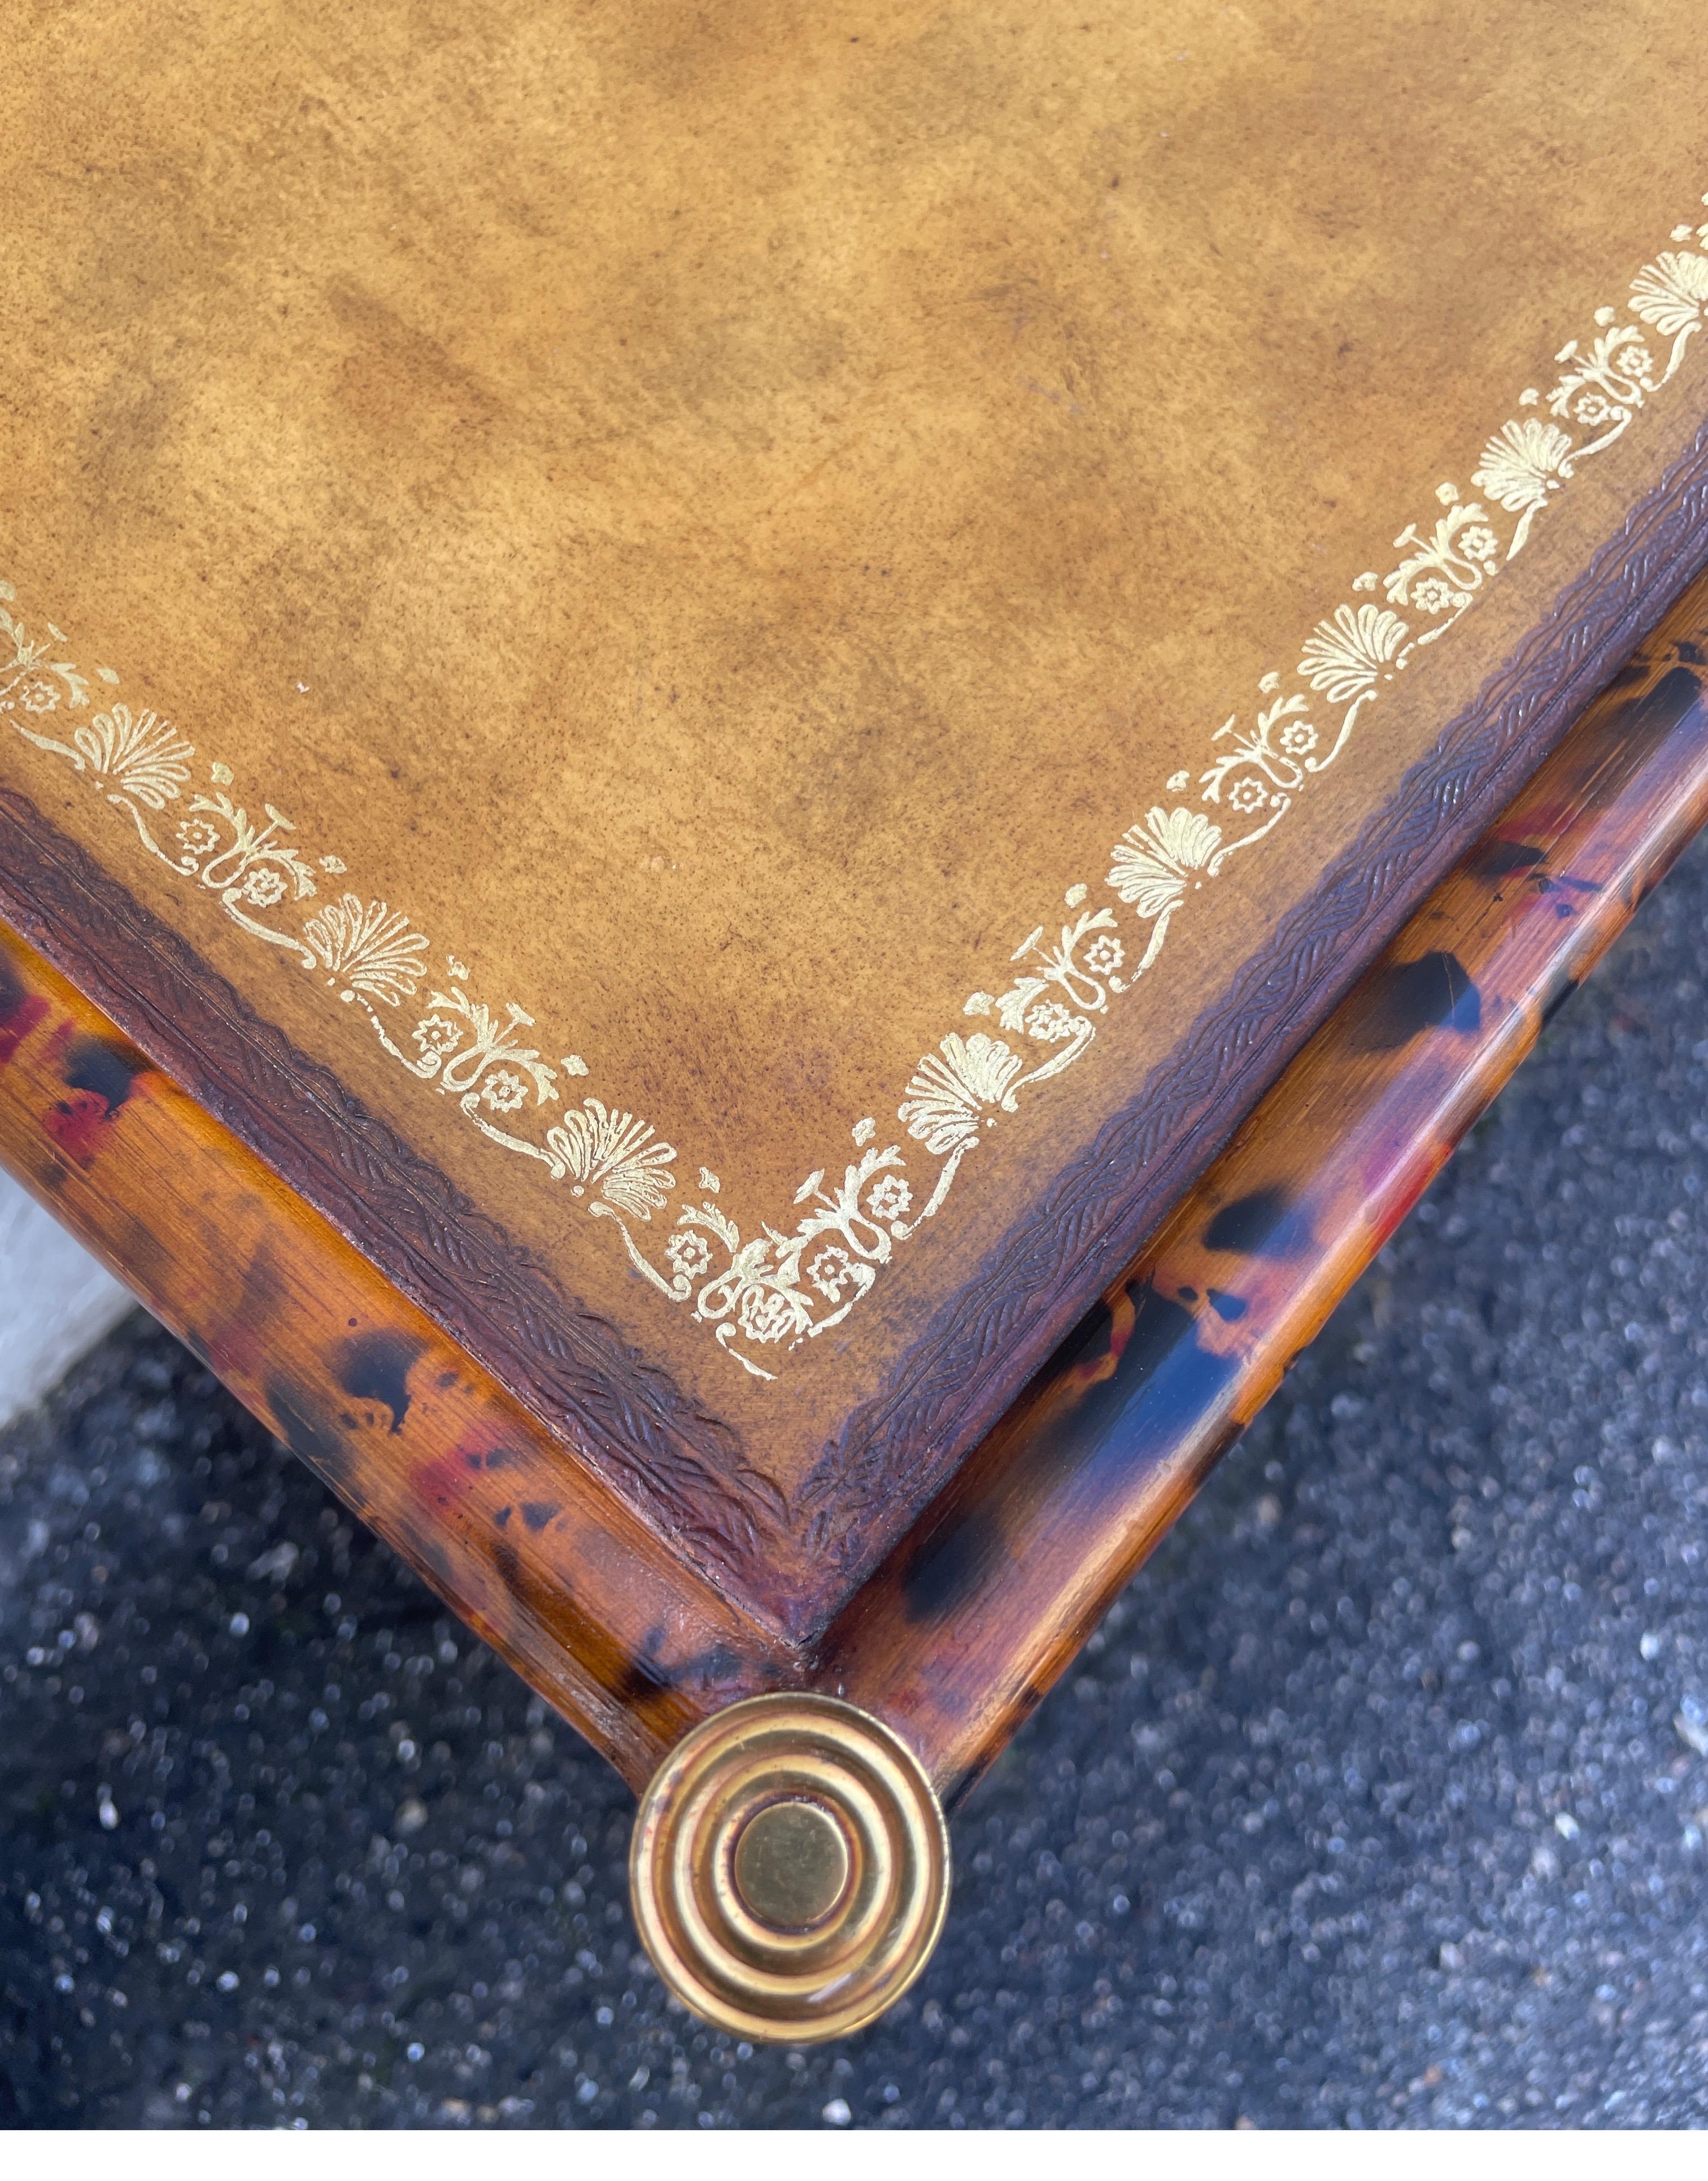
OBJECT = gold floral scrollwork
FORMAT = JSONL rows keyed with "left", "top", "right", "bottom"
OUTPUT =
{"left": 1471, "top": 419, "right": 1577, "bottom": 558}
{"left": 3, "top": 188, "right": 1706, "bottom": 1382}
{"left": 1629, "top": 251, "right": 1708, "bottom": 384}
{"left": 1384, "top": 489, "right": 1501, "bottom": 648}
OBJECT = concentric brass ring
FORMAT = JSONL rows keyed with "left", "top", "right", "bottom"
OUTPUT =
{"left": 629, "top": 1693, "right": 949, "bottom": 2041}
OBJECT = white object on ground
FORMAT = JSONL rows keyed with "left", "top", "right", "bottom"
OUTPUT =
{"left": 0, "top": 1169, "right": 134, "bottom": 1431}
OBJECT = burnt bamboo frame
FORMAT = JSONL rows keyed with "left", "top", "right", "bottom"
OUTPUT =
{"left": 2, "top": 578, "right": 1707, "bottom": 1814}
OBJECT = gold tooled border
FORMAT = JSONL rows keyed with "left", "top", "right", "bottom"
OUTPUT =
{"left": 5, "top": 200, "right": 1707, "bottom": 1389}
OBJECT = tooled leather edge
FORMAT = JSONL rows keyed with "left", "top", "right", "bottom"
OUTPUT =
{"left": 7, "top": 407, "right": 1703, "bottom": 1629}
{"left": 803, "top": 417, "right": 1708, "bottom": 1582}
{"left": 0, "top": 802, "right": 790, "bottom": 1581}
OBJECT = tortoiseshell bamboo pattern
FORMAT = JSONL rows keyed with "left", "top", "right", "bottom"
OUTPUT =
{"left": 2, "top": 580, "right": 1708, "bottom": 1825}
{"left": 0, "top": 922, "right": 797, "bottom": 1790}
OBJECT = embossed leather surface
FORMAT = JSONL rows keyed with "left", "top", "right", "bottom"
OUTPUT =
{"left": 3, "top": 1, "right": 1706, "bottom": 1622}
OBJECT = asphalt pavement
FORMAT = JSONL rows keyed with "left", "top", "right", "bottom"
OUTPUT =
{"left": 6, "top": 833, "right": 1708, "bottom": 2129}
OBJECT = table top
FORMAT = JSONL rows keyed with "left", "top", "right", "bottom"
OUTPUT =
{"left": 5, "top": 0, "right": 1707, "bottom": 1640}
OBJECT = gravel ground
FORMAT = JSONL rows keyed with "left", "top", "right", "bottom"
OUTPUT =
{"left": 7, "top": 835, "right": 1708, "bottom": 2131}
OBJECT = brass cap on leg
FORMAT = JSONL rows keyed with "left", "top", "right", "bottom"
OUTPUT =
{"left": 629, "top": 1692, "right": 949, "bottom": 2043}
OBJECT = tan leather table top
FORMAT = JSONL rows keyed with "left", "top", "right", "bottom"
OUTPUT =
{"left": 3, "top": 1, "right": 1706, "bottom": 1600}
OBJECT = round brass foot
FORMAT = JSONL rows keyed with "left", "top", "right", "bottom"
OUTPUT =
{"left": 629, "top": 1692, "right": 949, "bottom": 2043}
